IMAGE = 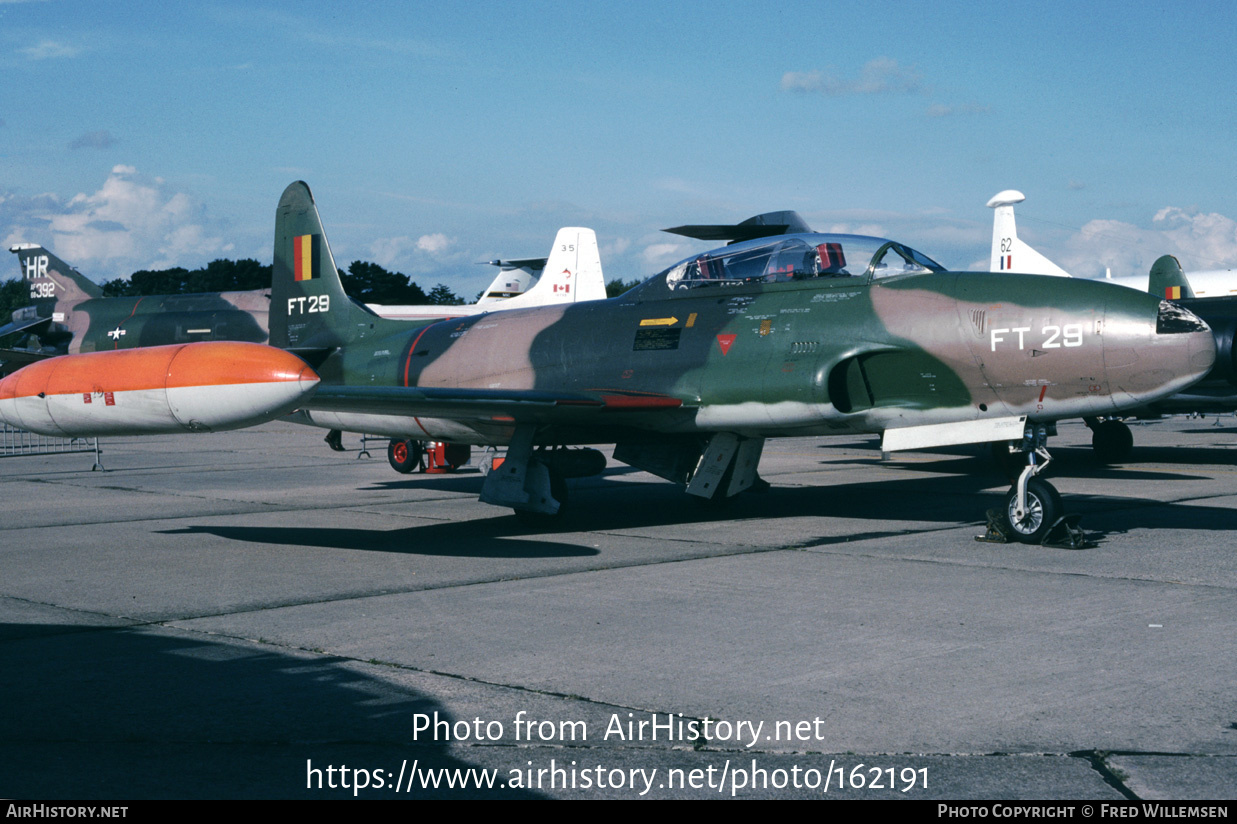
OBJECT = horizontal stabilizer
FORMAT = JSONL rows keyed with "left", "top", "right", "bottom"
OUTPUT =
{"left": 0, "top": 305, "right": 54, "bottom": 339}
{"left": 485, "top": 257, "right": 548, "bottom": 271}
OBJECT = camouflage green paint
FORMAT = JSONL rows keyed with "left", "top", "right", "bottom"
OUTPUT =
{"left": 270, "top": 182, "right": 1215, "bottom": 448}
{"left": 6, "top": 245, "right": 269, "bottom": 363}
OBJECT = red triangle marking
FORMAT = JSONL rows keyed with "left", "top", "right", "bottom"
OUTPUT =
{"left": 716, "top": 334, "right": 736, "bottom": 356}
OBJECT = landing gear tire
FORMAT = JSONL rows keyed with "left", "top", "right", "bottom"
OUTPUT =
{"left": 1091, "top": 420, "right": 1133, "bottom": 464}
{"left": 387, "top": 438, "right": 423, "bottom": 474}
{"left": 1002, "top": 478, "right": 1062, "bottom": 545}
{"left": 513, "top": 471, "right": 568, "bottom": 525}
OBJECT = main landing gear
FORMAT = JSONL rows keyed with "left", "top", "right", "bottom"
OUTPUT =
{"left": 478, "top": 425, "right": 606, "bottom": 524}
{"left": 979, "top": 424, "right": 1094, "bottom": 549}
{"left": 387, "top": 438, "right": 424, "bottom": 473}
{"left": 386, "top": 439, "right": 470, "bottom": 474}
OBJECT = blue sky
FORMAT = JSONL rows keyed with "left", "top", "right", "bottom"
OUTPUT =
{"left": 3, "top": 0, "right": 1236, "bottom": 296}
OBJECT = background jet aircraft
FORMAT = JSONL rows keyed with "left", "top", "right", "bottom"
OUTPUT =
{"left": 2, "top": 244, "right": 270, "bottom": 376}
{"left": 1135, "top": 255, "right": 1237, "bottom": 414}
{"left": 987, "top": 192, "right": 1237, "bottom": 460}
{"left": 2, "top": 226, "right": 608, "bottom": 378}
{"left": 0, "top": 182, "right": 1214, "bottom": 546}
{"left": 987, "top": 190, "right": 1237, "bottom": 295}
{"left": 370, "top": 227, "right": 607, "bottom": 321}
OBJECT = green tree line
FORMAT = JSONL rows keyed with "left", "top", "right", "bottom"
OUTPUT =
{"left": 1, "top": 258, "right": 466, "bottom": 348}
{"left": 96, "top": 258, "right": 464, "bottom": 305}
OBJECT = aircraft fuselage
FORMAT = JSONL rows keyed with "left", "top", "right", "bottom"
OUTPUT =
{"left": 302, "top": 270, "right": 1214, "bottom": 446}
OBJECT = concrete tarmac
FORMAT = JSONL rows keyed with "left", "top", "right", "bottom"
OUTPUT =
{"left": 1, "top": 417, "right": 1234, "bottom": 799}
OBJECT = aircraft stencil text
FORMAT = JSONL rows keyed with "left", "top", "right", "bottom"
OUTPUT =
{"left": 287, "top": 295, "right": 330, "bottom": 315}
{"left": 990, "top": 323, "right": 1084, "bottom": 351}
{"left": 24, "top": 255, "right": 48, "bottom": 280}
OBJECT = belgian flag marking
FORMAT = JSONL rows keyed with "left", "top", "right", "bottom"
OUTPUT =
{"left": 1165, "top": 286, "right": 1181, "bottom": 300}
{"left": 294, "top": 234, "right": 319, "bottom": 282}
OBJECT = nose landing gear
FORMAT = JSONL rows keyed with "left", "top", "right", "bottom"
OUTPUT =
{"left": 979, "top": 424, "right": 1095, "bottom": 548}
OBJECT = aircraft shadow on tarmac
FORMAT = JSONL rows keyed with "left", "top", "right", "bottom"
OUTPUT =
{"left": 159, "top": 456, "right": 1236, "bottom": 554}
{"left": 160, "top": 520, "right": 602, "bottom": 558}
{"left": 0, "top": 622, "right": 541, "bottom": 799}
{"left": 871, "top": 450, "right": 1216, "bottom": 482}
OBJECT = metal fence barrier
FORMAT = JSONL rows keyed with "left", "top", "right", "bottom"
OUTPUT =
{"left": 0, "top": 424, "right": 103, "bottom": 470}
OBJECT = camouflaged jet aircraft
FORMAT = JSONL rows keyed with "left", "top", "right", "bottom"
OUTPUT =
{"left": 2, "top": 244, "right": 270, "bottom": 376}
{"left": 0, "top": 182, "right": 1216, "bottom": 545}
{"left": 276, "top": 182, "right": 1215, "bottom": 542}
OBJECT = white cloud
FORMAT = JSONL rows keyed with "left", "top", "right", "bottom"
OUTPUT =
{"left": 366, "top": 233, "right": 465, "bottom": 272}
{"left": 1058, "top": 208, "right": 1237, "bottom": 278}
{"left": 641, "top": 242, "right": 691, "bottom": 269}
{"left": 819, "top": 221, "right": 889, "bottom": 237}
{"left": 600, "top": 237, "right": 631, "bottom": 260}
{"left": 415, "top": 233, "right": 451, "bottom": 255}
{"left": 368, "top": 236, "right": 416, "bottom": 268}
{"left": 782, "top": 58, "right": 922, "bottom": 96}
{"left": 20, "top": 39, "right": 78, "bottom": 60}
{"left": 2, "top": 166, "right": 230, "bottom": 277}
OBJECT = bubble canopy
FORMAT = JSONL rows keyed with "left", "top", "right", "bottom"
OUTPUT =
{"left": 632, "top": 233, "right": 946, "bottom": 297}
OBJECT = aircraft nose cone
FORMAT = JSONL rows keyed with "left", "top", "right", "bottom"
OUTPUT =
{"left": 1105, "top": 301, "right": 1214, "bottom": 409}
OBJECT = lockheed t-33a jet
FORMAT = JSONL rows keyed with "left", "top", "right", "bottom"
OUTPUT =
{"left": 0, "top": 182, "right": 1216, "bottom": 545}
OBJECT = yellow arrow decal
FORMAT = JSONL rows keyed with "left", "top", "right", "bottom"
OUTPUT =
{"left": 639, "top": 317, "right": 679, "bottom": 327}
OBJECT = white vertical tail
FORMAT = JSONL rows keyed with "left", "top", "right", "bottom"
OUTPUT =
{"left": 509, "top": 227, "right": 607, "bottom": 307}
{"left": 987, "top": 190, "right": 1072, "bottom": 277}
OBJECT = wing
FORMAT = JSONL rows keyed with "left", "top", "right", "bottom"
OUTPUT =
{"left": 305, "top": 384, "right": 688, "bottom": 425}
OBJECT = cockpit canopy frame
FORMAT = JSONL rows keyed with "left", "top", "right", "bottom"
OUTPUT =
{"left": 642, "top": 233, "right": 945, "bottom": 296}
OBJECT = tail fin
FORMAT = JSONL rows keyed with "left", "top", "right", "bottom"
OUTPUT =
{"left": 508, "top": 227, "right": 607, "bottom": 307}
{"left": 1148, "top": 254, "right": 1194, "bottom": 300}
{"left": 3, "top": 244, "right": 101, "bottom": 341}
{"left": 10, "top": 243, "right": 103, "bottom": 305}
{"left": 475, "top": 260, "right": 542, "bottom": 305}
{"left": 270, "top": 181, "right": 369, "bottom": 352}
{"left": 987, "top": 190, "right": 1072, "bottom": 277}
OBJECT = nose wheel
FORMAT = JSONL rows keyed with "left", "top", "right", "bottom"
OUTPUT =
{"left": 980, "top": 424, "right": 1094, "bottom": 548}
{"left": 1003, "top": 476, "right": 1062, "bottom": 544}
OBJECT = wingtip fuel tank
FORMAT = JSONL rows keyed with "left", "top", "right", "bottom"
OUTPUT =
{"left": 0, "top": 341, "right": 320, "bottom": 437}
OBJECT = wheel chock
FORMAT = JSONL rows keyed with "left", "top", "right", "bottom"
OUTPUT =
{"left": 975, "top": 508, "right": 1013, "bottom": 543}
{"left": 1041, "top": 514, "right": 1098, "bottom": 549}
{"left": 976, "top": 509, "right": 1098, "bottom": 548}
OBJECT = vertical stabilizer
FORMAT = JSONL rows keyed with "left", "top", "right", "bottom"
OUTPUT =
{"left": 1148, "top": 255, "right": 1195, "bottom": 300}
{"left": 10, "top": 244, "right": 104, "bottom": 307}
{"left": 987, "top": 191, "right": 1072, "bottom": 277}
{"left": 270, "top": 181, "right": 367, "bottom": 351}
{"left": 476, "top": 264, "right": 539, "bottom": 305}
{"left": 504, "top": 227, "right": 608, "bottom": 308}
